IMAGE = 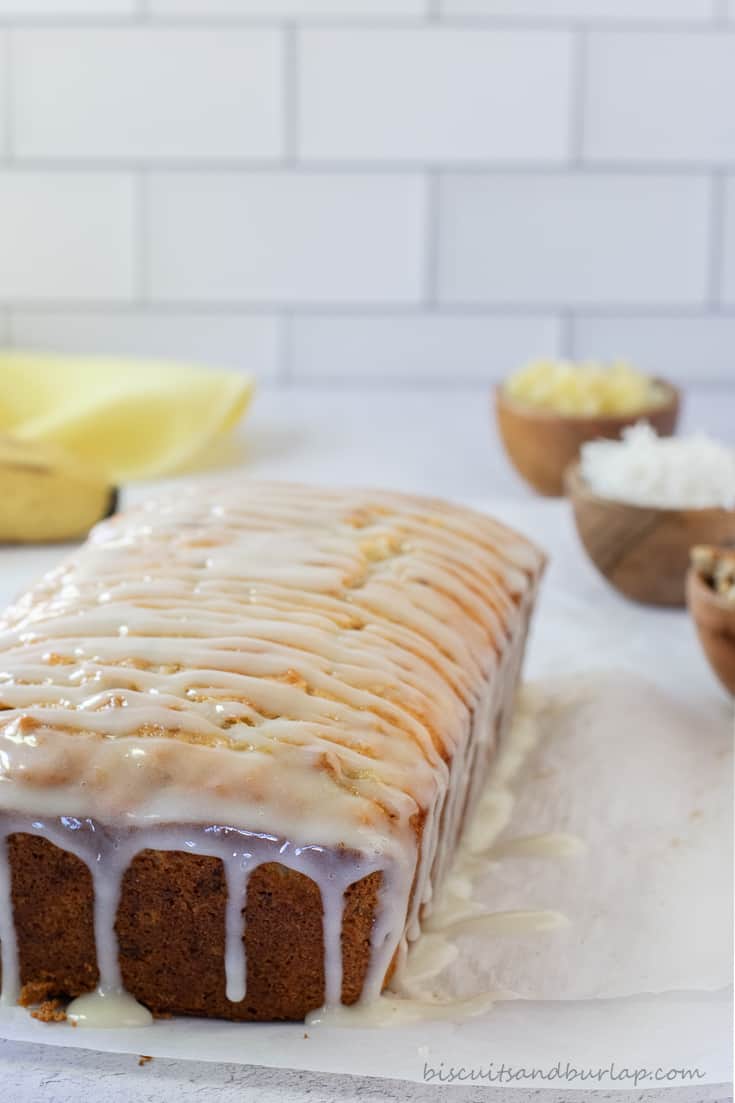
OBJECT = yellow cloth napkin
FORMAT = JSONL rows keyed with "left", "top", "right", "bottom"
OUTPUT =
{"left": 0, "top": 354, "right": 255, "bottom": 481}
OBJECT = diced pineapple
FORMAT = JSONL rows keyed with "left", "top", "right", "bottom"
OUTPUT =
{"left": 504, "top": 359, "right": 665, "bottom": 417}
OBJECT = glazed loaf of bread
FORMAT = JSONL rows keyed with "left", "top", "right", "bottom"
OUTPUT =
{"left": 0, "top": 482, "right": 544, "bottom": 1022}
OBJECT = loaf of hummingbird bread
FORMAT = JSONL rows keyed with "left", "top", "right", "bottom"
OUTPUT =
{"left": 0, "top": 481, "right": 544, "bottom": 1021}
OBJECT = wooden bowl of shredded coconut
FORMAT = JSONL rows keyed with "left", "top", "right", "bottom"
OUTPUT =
{"left": 566, "top": 426, "right": 735, "bottom": 607}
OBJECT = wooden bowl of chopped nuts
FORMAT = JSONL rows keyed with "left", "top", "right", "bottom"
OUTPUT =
{"left": 687, "top": 547, "right": 735, "bottom": 696}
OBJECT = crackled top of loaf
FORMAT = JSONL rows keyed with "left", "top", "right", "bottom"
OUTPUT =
{"left": 0, "top": 481, "right": 543, "bottom": 852}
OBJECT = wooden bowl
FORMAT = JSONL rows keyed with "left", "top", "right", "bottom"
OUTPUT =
{"left": 566, "top": 464, "right": 735, "bottom": 607}
{"left": 494, "top": 380, "right": 680, "bottom": 497}
{"left": 687, "top": 568, "right": 735, "bottom": 696}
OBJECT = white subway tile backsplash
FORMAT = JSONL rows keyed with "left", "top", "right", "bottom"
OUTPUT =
{"left": 0, "top": 12, "right": 729, "bottom": 388}
{"left": 571, "top": 315, "right": 735, "bottom": 385}
{"left": 299, "top": 29, "right": 572, "bottom": 162}
{"left": 152, "top": 0, "right": 426, "bottom": 14}
{"left": 584, "top": 33, "right": 735, "bottom": 164}
{"left": 149, "top": 173, "right": 426, "bottom": 304}
{"left": 438, "top": 173, "right": 711, "bottom": 306}
{"left": 439, "top": 0, "right": 714, "bottom": 20}
{"left": 722, "top": 177, "right": 735, "bottom": 304}
{"left": 13, "top": 30, "right": 282, "bottom": 161}
{"left": 8, "top": 311, "right": 279, "bottom": 379}
{"left": 0, "top": 1, "right": 135, "bottom": 13}
{"left": 0, "top": 173, "right": 135, "bottom": 302}
{"left": 288, "top": 314, "right": 561, "bottom": 382}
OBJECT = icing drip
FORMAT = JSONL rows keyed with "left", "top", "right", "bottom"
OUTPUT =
{"left": 489, "top": 832, "right": 587, "bottom": 860}
{"left": 222, "top": 859, "right": 251, "bottom": 1004}
{"left": 320, "top": 876, "right": 346, "bottom": 1008}
{"left": 67, "top": 990, "right": 153, "bottom": 1028}
{"left": 305, "top": 990, "right": 501, "bottom": 1027}
{"left": 397, "top": 932, "right": 458, "bottom": 985}
{"left": 440, "top": 909, "right": 569, "bottom": 938}
{"left": 0, "top": 814, "right": 406, "bottom": 1023}
{"left": 0, "top": 835, "right": 19, "bottom": 1007}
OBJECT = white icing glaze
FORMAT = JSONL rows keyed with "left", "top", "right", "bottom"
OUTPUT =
{"left": 396, "top": 932, "right": 458, "bottom": 986}
{"left": 489, "top": 832, "right": 588, "bottom": 860}
{"left": 0, "top": 834, "right": 19, "bottom": 1007}
{"left": 66, "top": 989, "right": 153, "bottom": 1028}
{"left": 380, "top": 690, "right": 585, "bottom": 1021}
{"left": 222, "top": 860, "right": 251, "bottom": 1005}
{"left": 0, "top": 481, "right": 544, "bottom": 1021}
{"left": 304, "top": 989, "right": 502, "bottom": 1027}
{"left": 441, "top": 909, "right": 570, "bottom": 937}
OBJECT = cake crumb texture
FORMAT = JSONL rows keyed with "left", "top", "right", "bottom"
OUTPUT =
{"left": 7, "top": 833, "right": 384, "bottom": 1021}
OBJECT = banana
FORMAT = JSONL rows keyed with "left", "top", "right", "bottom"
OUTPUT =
{"left": 0, "top": 435, "right": 118, "bottom": 543}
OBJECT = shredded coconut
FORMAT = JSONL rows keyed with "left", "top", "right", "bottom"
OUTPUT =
{"left": 580, "top": 424, "right": 735, "bottom": 509}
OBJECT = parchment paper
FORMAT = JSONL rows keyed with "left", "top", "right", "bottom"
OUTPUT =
{"left": 0, "top": 500, "right": 731, "bottom": 1088}
{"left": 440, "top": 670, "right": 732, "bottom": 1002}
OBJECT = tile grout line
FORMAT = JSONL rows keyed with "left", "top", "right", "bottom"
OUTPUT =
{"left": 3, "top": 27, "right": 13, "bottom": 161}
{"left": 559, "top": 312, "right": 574, "bottom": 358}
{"left": 423, "top": 171, "right": 441, "bottom": 308}
{"left": 283, "top": 23, "right": 298, "bottom": 163}
{"left": 3, "top": 302, "right": 735, "bottom": 318}
{"left": 568, "top": 27, "right": 587, "bottom": 165}
{"left": 0, "top": 15, "right": 729, "bottom": 31}
{"left": 278, "top": 311, "right": 293, "bottom": 386}
{"left": 249, "top": 373, "right": 735, "bottom": 390}
{"left": 712, "top": 0, "right": 730, "bottom": 24}
{"left": 135, "top": 171, "right": 150, "bottom": 308}
{"left": 0, "top": 158, "right": 727, "bottom": 176}
{"left": 707, "top": 170, "right": 727, "bottom": 309}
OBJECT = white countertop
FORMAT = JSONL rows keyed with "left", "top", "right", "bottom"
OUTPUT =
{"left": 1, "top": 384, "right": 732, "bottom": 1103}
{"left": 213, "top": 383, "right": 735, "bottom": 501}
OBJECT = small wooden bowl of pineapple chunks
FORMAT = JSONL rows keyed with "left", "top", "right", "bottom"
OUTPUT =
{"left": 494, "top": 361, "right": 680, "bottom": 497}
